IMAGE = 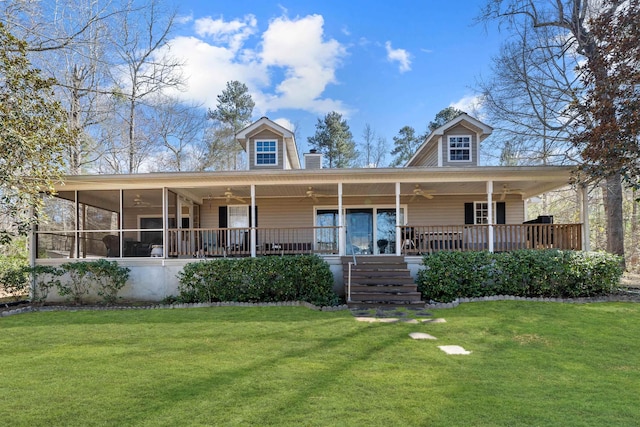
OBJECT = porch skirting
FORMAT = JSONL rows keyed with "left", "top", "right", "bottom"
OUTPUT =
{"left": 36, "top": 256, "right": 427, "bottom": 303}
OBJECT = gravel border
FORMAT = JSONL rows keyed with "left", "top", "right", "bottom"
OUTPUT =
{"left": 3, "top": 291, "right": 640, "bottom": 318}
{"left": 0, "top": 301, "right": 350, "bottom": 318}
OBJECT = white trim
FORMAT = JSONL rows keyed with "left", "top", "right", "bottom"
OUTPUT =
{"left": 250, "top": 185, "right": 256, "bottom": 257}
{"left": 447, "top": 135, "right": 473, "bottom": 163}
{"left": 254, "top": 139, "right": 278, "bottom": 166}
{"left": 405, "top": 113, "right": 493, "bottom": 166}
{"left": 472, "top": 201, "right": 497, "bottom": 225}
{"left": 437, "top": 136, "right": 443, "bottom": 167}
{"left": 314, "top": 204, "right": 407, "bottom": 255}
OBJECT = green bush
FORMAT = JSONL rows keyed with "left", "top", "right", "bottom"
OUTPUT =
{"left": 417, "top": 250, "right": 623, "bottom": 303}
{"left": 27, "top": 265, "right": 63, "bottom": 305}
{"left": 0, "top": 255, "right": 29, "bottom": 300}
{"left": 177, "top": 255, "right": 338, "bottom": 306}
{"left": 58, "top": 260, "right": 130, "bottom": 305}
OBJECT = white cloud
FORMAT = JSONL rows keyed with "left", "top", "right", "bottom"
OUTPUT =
{"left": 273, "top": 117, "right": 295, "bottom": 132}
{"left": 385, "top": 41, "right": 411, "bottom": 73}
{"left": 259, "top": 14, "right": 348, "bottom": 114}
{"left": 450, "top": 95, "right": 485, "bottom": 118}
{"left": 176, "top": 13, "right": 193, "bottom": 25}
{"left": 194, "top": 15, "right": 257, "bottom": 53}
{"left": 160, "top": 13, "right": 350, "bottom": 118}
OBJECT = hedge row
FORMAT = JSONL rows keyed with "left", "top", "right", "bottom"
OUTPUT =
{"left": 177, "top": 255, "right": 338, "bottom": 306}
{"left": 417, "top": 250, "right": 624, "bottom": 303}
{"left": 0, "top": 259, "right": 130, "bottom": 305}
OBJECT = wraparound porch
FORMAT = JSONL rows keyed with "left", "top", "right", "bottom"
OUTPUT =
{"left": 163, "top": 223, "right": 582, "bottom": 258}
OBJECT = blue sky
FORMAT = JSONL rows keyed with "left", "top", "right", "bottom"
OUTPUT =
{"left": 166, "top": 0, "right": 506, "bottom": 160}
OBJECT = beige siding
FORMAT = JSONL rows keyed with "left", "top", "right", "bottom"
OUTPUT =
{"left": 406, "top": 194, "right": 524, "bottom": 224}
{"left": 248, "top": 129, "right": 285, "bottom": 171}
{"left": 198, "top": 194, "right": 524, "bottom": 227}
{"left": 422, "top": 143, "right": 439, "bottom": 167}
{"left": 441, "top": 124, "right": 479, "bottom": 167}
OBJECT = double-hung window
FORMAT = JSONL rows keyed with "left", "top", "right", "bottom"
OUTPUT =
{"left": 448, "top": 136, "right": 471, "bottom": 162}
{"left": 255, "top": 140, "right": 277, "bottom": 166}
{"left": 474, "top": 201, "right": 495, "bottom": 224}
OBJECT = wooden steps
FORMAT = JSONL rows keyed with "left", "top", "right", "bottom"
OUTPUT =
{"left": 342, "top": 256, "right": 424, "bottom": 308}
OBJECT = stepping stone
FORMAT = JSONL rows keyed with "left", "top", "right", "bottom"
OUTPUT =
{"left": 355, "top": 317, "right": 378, "bottom": 322}
{"left": 401, "top": 319, "right": 419, "bottom": 324}
{"left": 422, "top": 318, "right": 447, "bottom": 324}
{"left": 438, "top": 345, "right": 471, "bottom": 355}
{"left": 355, "top": 317, "right": 399, "bottom": 323}
{"left": 409, "top": 332, "right": 437, "bottom": 340}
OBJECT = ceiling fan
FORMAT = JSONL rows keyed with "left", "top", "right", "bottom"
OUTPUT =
{"left": 500, "top": 184, "right": 523, "bottom": 200}
{"left": 214, "top": 188, "right": 246, "bottom": 204}
{"left": 301, "top": 186, "right": 326, "bottom": 202}
{"left": 133, "top": 194, "right": 150, "bottom": 207}
{"left": 409, "top": 185, "right": 435, "bottom": 202}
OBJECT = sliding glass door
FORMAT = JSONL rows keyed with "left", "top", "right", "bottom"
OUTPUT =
{"left": 346, "top": 209, "right": 373, "bottom": 255}
{"left": 316, "top": 206, "right": 404, "bottom": 255}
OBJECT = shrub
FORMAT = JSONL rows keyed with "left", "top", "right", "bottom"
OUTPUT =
{"left": 58, "top": 260, "right": 130, "bottom": 305}
{"left": 0, "top": 255, "right": 29, "bottom": 300}
{"left": 177, "top": 255, "right": 338, "bottom": 306}
{"left": 88, "top": 260, "right": 130, "bottom": 305}
{"left": 27, "top": 265, "right": 63, "bottom": 305}
{"left": 417, "top": 250, "right": 623, "bottom": 303}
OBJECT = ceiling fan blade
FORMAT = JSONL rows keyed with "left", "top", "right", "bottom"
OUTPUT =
{"left": 422, "top": 193, "right": 434, "bottom": 199}
{"left": 500, "top": 191, "right": 507, "bottom": 201}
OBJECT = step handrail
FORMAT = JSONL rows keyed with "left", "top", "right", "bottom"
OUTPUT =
{"left": 347, "top": 262, "right": 353, "bottom": 303}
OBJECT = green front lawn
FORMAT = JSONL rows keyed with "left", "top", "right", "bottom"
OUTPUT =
{"left": 1, "top": 302, "right": 639, "bottom": 426}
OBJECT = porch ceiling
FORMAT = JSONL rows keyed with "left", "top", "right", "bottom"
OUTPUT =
{"left": 56, "top": 165, "right": 576, "bottom": 204}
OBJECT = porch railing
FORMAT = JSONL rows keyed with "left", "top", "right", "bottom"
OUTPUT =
{"left": 166, "top": 226, "right": 340, "bottom": 258}
{"left": 400, "top": 224, "right": 582, "bottom": 255}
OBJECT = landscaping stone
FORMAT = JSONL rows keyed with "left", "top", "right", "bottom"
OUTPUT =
{"left": 438, "top": 345, "right": 471, "bottom": 355}
{"left": 409, "top": 332, "right": 437, "bottom": 340}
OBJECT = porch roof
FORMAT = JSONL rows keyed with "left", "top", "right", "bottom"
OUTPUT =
{"left": 55, "top": 165, "right": 576, "bottom": 203}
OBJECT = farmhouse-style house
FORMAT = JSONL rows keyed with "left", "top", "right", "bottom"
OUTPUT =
{"left": 33, "top": 114, "right": 588, "bottom": 302}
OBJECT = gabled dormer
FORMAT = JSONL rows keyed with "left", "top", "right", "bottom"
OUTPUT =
{"left": 406, "top": 113, "right": 493, "bottom": 167}
{"left": 236, "top": 117, "right": 301, "bottom": 170}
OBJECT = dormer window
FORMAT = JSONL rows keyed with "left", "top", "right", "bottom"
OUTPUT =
{"left": 255, "top": 140, "right": 277, "bottom": 166}
{"left": 448, "top": 136, "right": 472, "bottom": 162}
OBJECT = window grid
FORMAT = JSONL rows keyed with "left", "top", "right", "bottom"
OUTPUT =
{"left": 256, "top": 140, "right": 277, "bottom": 165}
{"left": 474, "top": 202, "right": 496, "bottom": 224}
{"left": 448, "top": 136, "right": 471, "bottom": 162}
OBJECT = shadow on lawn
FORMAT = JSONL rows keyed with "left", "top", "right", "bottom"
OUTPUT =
{"left": 8, "top": 305, "right": 347, "bottom": 326}
{"left": 102, "top": 316, "right": 424, "bottom": 425}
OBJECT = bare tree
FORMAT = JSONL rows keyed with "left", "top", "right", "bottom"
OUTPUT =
{"left": 477, "top": 24, "right": 581, "bottom": 166}
{"left": 147, "top": 95, "right": 207, "bottom": 172}
{"left": 105, "top": 0, "right": 184, "bottom": 173}
{"left": 357, "top": 124, "right": 387, "bottom": 168}
{"left": 479, "top": 0, "right": 629, "bottom": 260}
{"left": 1, "top": 0, "right": 122, "bottom": 174}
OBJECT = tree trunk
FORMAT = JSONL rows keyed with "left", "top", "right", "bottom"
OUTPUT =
{"left": 605, "top": 172, "right": 625, "bottom": 266}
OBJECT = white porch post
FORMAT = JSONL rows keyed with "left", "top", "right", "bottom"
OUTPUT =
{"left": 395, "top": 182, "right": 401, "bottom": 255}
{"left": 250, "top": 184, "right": 256, "bottom": 257}
{"left": 580, "top": 184, "right": 591, "bottom": 251}
{"left": 29, "top": 206, "right": 36, "bottom": 299}
{"left": 338, "top": 182, "right": 344, "bottom": 256}
{"left": 487, "top": 181, "right": 494, "bottom": 252}
{"left": 162, "top": 187, "right": 168, "bottom": 259}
